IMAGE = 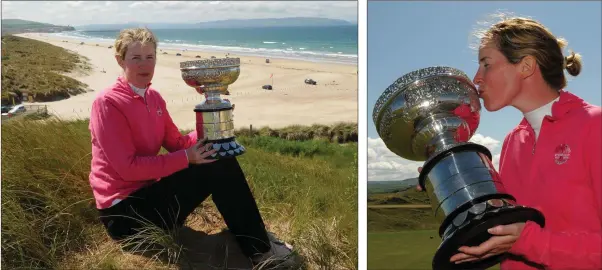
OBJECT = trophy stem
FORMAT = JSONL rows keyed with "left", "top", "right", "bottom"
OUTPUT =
{"left": 203, "top": 90, "right": 224, "bottom": 104}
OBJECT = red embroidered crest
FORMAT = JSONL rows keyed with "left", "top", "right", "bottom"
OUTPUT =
{"left": 554, "top": 144, "right": 571, "bottom": 165}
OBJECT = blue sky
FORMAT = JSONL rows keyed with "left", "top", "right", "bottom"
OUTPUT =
{"left": 367, "top": 1, "right": 601, "bottom": 181}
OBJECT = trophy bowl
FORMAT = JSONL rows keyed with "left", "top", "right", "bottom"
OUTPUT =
{"left": 373, "top": 66, "right": 545, "bottom": 270}
{"left": 180, "top": 58, "right": 245, "bottom": 159}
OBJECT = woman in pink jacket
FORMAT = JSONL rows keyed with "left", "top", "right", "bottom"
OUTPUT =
{"left": 448, "top": 15, "right": 601, "bottom": 269}
{"left": 88, "top": 28, "right": 295, "bottom": 268}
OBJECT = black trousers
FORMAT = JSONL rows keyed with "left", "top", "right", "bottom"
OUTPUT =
{"left": 97, "top": 157, "right": 271, "bottom": 257}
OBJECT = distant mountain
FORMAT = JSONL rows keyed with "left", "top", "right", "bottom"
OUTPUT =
{"left": 368, "top": 177, "right": 419, "bottom": 194}
{"left": 1, "top": 19, "right": 75, "bottom": 35}
{"left": 75, "top": 17, "right": 355, "bottom": 31}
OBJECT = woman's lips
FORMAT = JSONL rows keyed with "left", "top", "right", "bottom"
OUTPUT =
{"left": 139, "top": 73, "right": 150, "bottom": 77}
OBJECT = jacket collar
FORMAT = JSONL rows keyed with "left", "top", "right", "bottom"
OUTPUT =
{"left": 516, "top": 90, "right": 585, "bottom": 130}
{"left": 113, "top": 76, "right": 152, "bottom": 100}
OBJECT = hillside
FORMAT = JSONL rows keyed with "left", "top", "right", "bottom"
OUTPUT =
{"left": 367, "top": 186, "right": 430, "bottom": 206}
{"left": 367, "top": 177, "right": 418, "bottom": 194}
{"left": 1, "top": 35, "right": 91, "bottom": 105}
{"left": 1, "top": 119, "right": 358, "bottom": 269}
{"left": 1, "top": 19, "right": 75, "bottom": 35}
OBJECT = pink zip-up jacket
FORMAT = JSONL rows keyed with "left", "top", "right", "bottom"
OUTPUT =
{"left": 89, "top": 77, "right": 197, "bottom": 209}
{"left": 498, "top": 90, "right": 601, "bottom": 269}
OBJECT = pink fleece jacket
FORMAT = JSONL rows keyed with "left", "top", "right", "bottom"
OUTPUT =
{"left": 88, "top": 77, "right": 197, "bottom": 209}
{"left": 498, "top": 90, "right": 601, "bottom": 269}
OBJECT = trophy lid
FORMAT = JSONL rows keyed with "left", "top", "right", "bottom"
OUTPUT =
{"left": 373, "top": 66, "right": 481, "bottom": 161}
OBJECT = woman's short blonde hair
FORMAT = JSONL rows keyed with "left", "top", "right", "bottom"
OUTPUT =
{"left": 114, "top": 28, "right": 158, "bottom": 60}
{"left": 472, "top": 12, "right": 582, "bottom": 91}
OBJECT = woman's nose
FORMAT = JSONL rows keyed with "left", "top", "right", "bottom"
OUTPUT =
{"left": 472, "top": 72, "right": 482, "bottom": 86}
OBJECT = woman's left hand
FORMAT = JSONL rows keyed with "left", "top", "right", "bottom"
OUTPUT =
{"left": 450, "top": 222, "right": 526, "bottom": 264}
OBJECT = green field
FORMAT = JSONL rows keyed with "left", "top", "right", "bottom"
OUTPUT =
{"left": 367, "top": 190, "right": 501, "bottom": 270}
{"left": 368, "top": 230, "right": 440, "bottom": 270}
{"left": 368, "top": 230, "right": 501, "bottom": 270}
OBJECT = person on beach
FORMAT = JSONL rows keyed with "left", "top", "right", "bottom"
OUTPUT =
{"left": 88, "top": 27, "right": 295, "bottom": 268}
{"left": 419, "top": 15, "right": 601, "bottom": 269}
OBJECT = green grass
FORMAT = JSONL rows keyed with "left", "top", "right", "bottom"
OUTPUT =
{"left": 1, "top": 35, "right": 91, "bottom": 104}
{"left": 236, "top": 122, "right": 358, "bottom": 144}
{"left": 1, "top": 117, "right": 357, "bottom": 269}
{"left": 367, "top": 192, "right": 503, "bottom": 270}
{"left": 368, "top": 230, "right": 441, "bottom": 270}
{"left": 368, "top": 208, "right": 439, "bottom": 232}
{"left": 368, "top": 230, "right": 501, "bottom": 270}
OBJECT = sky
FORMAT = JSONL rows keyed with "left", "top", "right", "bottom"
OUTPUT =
{"left": 1, "top": 1, "right": 358, "bottom": 26}
{"left": 368, "top": 1, "right": 602, "bottom": 181}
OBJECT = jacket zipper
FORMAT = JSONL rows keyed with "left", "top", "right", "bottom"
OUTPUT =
{"left": 532, "top": 116, "right": 552, "bottom": 155}
{"left": 143, "top": 96, "right": 149, "bottom": 113}
{"left": 532, "top": 136, "right": 536, "bottom": 154}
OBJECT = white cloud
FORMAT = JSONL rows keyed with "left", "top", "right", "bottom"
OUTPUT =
{"left": 1, "top": 1, "right": 357, "bottom": 26}
{"left": 368, "top": 134, "right": 502, "bottom": 181}
{"left": 65, "top": 1, "right": 84, "bottom": 7}
{"left": 368, "top": 137, "right": 423, "bottom": 182}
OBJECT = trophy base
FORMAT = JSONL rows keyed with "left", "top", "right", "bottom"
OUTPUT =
{"left": 206, "top": 137, "right": 246, "bottom": 160}
{"left": 432, "top": 200, "right": 545, "bottom": 270}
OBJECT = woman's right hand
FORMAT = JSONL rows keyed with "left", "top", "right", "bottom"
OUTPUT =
{"left": 416, "top": 167, "right": 423, "bottom": 191}
{"left": 185, "top": 139, "right": 218, "bottom": 164}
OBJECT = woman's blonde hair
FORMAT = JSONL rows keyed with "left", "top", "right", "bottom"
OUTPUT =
{"left": 472, "top": 12, "right": 582, "bottom": 90}
{"left": 114, "top": 27, "right": 158, "bottom": 60}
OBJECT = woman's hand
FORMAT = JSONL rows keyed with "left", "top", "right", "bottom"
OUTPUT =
{"left": 450, "top": 222, "right": 526, "bottom": 264}
{"left": 185, "top": 139, "right": 218, "bottom": 164}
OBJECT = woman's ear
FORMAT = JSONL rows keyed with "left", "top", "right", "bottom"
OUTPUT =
{"left": 519, "top": 55, "right": 536, "bottom": 79}
{"left": 115, "top": 55, "right": 125, "bottom": 69}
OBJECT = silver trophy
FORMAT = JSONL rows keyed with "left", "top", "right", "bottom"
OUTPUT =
{"left": 180, "top": 58, "right": 245, "bottom": 159}
{"left": 373, "top": 66, "right": 545, "bottom": 270}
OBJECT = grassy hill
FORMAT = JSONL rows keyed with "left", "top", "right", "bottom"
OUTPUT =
{"left": 1, "top": 35, "right": 91, "bottom": 105}
{"left": 1, "top": 19, "right": 75, "bottom": 35}
{"left": 367, "top": 186, "right": 430, "bottom": 206}
{"left": 367, "top": 178, "right": 418, "bottom": 194}
{"left": 1, "top": 118, "right": 358, "bottom": 269}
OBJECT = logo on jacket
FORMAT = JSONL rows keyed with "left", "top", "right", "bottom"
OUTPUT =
{"left": 157, "top": 107, "right": 163, "bottom": 116}
{"left": 554, "top": 144, "right": 571, "bottom": 165}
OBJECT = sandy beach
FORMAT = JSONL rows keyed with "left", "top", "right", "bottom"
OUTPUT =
{"left": 16, "top": 33, "right": 358, "bottom": 130}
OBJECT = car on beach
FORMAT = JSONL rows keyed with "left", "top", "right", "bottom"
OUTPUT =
{"left": 2, "top": 104, "right": 26, "bottom": 118}
{"left": 304, "top": 78, "right": 317, "bottom": 85}
{"left": 1, "top": 105, "right": 12, "bottom": 114}
{"left": 262, "top": 84, "right": 273, "bottom": 90}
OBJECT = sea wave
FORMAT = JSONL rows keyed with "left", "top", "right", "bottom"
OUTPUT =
{"left": 49, "top": 32, "right": 357, "bottom": 65}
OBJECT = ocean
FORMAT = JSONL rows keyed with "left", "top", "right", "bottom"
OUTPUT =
{"left": 50, "top": 25, "right": 357, "bottom": 65}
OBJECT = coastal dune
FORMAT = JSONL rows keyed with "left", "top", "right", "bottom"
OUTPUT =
{"left": 17, "top": 33, "right": 358, "bottom": 130}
